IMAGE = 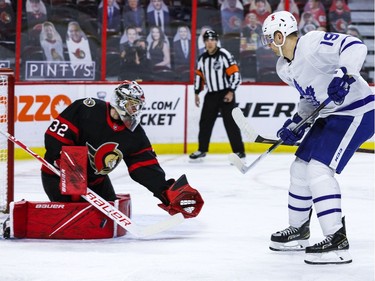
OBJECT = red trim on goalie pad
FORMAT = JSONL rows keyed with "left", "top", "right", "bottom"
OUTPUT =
{"left": 10, "top": 194, "right": 131, "bottom": 239}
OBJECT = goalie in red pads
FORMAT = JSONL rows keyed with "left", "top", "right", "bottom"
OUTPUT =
{"left": 6, "top": 81, "right": 203, "bottom": 239}
{"left": 42, "top": 80, "right": 203, "bottom": 218}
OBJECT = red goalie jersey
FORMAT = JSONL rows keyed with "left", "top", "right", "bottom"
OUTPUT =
{"left": 42, "top": 97, "right": 171, "bottom": 202}
{"left": 41, "top": 82, "right": 203, "bottom": 220}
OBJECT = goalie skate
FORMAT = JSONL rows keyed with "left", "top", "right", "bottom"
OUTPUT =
{"left": 2, "top": 216, "right": 10, "bottom": 239}
{"left": 269, "top": 213, "right": 311, "bottom": 251}
{"left": 304, "top": 217, "right": 352, "bottom": 265}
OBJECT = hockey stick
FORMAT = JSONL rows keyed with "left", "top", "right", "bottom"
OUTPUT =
{"left": 232, "top": 107, "right": 374, "bottom": 154}
{"left": 0, "top": 130, "right": 184, "bottom": 238}
{"left": 229, "top": 98, "right": 331, "bottom": 174}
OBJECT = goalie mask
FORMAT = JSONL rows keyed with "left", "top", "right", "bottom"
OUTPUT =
{"left": 111, "top": 80, "right": 145, "bottom": 131}
{"left": 261, "top": 11, "right": 298, "bottom": 56}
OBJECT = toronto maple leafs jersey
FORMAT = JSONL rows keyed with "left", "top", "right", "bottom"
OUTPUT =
{"left": 42, "top": 97, "right": 170, "bottom": 198}
{"left": 276, "top": 31, "right": 374, "bottom": 119}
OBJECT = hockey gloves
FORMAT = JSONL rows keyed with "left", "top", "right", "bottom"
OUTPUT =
{"left": 277, "top": 114, "right": 309, "bottom": 145}
{"left": 158, "top": 174, "right": 204, "bottom": 219}
{"left": 327, "top": 67, "right": 356, "bottom": 105}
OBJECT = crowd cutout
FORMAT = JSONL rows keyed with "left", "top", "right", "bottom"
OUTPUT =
{"left": 0, "top": 0, "right": 369, "bottom": 81}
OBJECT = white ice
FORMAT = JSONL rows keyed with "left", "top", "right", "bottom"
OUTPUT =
{"left": 0, "top": 153, "right": 374, "bottom": 281}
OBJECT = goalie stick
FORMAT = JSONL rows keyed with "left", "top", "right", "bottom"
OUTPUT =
{"left": 232, "top": 107, "right": 374, "bottom": 154}
{"left": 229, "top": 98, "right": 331, "bottom": 174}
{"left": 0, "top": 130, "right": 184, "bottom": 238}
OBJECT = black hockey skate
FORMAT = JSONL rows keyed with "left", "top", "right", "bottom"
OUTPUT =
{"left": 2, "top": 217, "right": 10, "bottom": 239}
{"left": 269, "top": 211, "right": 311, "bottom": 251}
{"left": 304, "top": 217, "right": 352, "bottom": 265}
{"left": 189, "top": 151, "right": 206, "bottom": 161}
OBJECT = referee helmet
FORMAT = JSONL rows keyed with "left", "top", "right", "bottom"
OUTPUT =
{"left": 203, "top": 30, "right": 218, "bottom": 41}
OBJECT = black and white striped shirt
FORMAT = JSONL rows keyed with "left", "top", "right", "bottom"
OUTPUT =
{"left": 194, "top": 47, "right": 241, "bottom": 94}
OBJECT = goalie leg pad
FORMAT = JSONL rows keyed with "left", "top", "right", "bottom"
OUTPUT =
{"left": 7, "top": 194, "right": 131, "bottom": 239}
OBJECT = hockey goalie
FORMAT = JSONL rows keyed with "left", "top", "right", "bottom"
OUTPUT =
{"left": 3, "top": 81, "right": 204, "bottom": 239}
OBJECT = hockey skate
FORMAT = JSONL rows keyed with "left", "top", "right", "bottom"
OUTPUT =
{"left": 2, "top": 216, "right": 10, "bottom": 239}
{"left": 269, "top": 212, "right": 311, "bottom": 251}
{"left": 304, "top": 217, "right": 352, "bottom": 265}
{"left": 189, "top": 151, "right": 206, "bottom": 162}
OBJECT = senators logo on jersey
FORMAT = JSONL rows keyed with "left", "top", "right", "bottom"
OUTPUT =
{"left": 87, "top": 142, "right": 123, "bottom": 175}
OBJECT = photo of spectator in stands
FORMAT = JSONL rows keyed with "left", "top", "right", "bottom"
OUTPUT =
{"left": 98, "top": 0, "right": 122, "bottom": 34}
{"left": 173, "top": 25, "right": 191, "bottom": 71}
{"left": 345, "top": 24, "right": 369, "bottom": 81}
{"left": 0, "top": 0, "right": 15, "bottom": 41}
{"left": 346, "top": 24, "right": 363, "bottom": 41}
{"left": 122, "top": 0, "right": 146, "bottom": 35}
{"left": 329, "top": 0, "right": 352, "bottom": 33}
{"left": 147, "top": 25, "right": 171, "bottom": 70}
{"left": 66, "top": 21, "right": 93, "bottom": 66}
{"left": 245, "top": 0, "right": 272, "bottom": 13}
{"left": 248, "top": 0, "right": 271, "bottom": 25}
{"left": 303, "top": 0, "right": 327, "bottom": 31}
{"left": 220, "top": 0, "right": 244, "bottom": 35}
{"left": 299, "top": 11, "right": 321, "bottom": 35}
{"left": 40, "top": 21, "right": 64, "bottom": 62}
{"left": 275, "top": 0, "right": 300, "bottom": 22}
{"left": 255, "top": 43, "right": 280, "bottom": 82}
{"left": 119, "top": 26, "right": 150, "bottom": 80}
{"left": 241, "top": 12, "right": 262, "bottom": 52}
{"left": 146, "top": 0, "right": 171, "bottom": 35}
{"left": 26, "top": 0, "right": 47, "bottom": 42}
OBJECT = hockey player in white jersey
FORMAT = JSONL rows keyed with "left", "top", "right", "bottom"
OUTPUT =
{"left": 261, "top": 11, "right": 374, "bottom": 264}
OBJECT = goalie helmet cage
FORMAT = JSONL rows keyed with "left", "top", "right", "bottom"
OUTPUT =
{"left": 0, "top": 68, "right": 14, "bottom": 213}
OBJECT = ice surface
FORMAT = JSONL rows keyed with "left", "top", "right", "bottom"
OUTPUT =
{"left": 0, "top": 153, "right": 374, "bottom": 281}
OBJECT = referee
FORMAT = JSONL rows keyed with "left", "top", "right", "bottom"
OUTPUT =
{"left": 190, "top": 29, "right": 245, "bottom": 160}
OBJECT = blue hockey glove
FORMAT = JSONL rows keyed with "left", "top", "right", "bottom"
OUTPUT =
{"left": 327, "top": 67, "right": 356, "bottom": 105}
{"left": 277, "top": 114, "right": 309, "bottom": 145}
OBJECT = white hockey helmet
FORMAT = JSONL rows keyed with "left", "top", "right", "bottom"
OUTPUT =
{"left": 111, "top": 80, "right": 145, "bottom": 131}
{"left": 261, "top": 11, "right": 298, "bottom": 46}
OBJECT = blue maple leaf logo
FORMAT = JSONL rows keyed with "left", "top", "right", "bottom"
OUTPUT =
{"left": 293, "top": 80, "right": 320, "bottom": 106}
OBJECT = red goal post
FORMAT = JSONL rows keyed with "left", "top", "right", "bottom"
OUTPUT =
{"left": 0, "top": 68, "right": 14, "bottom": 213}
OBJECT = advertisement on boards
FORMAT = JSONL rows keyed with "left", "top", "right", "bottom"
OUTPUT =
{"left": 13, "top": 84, "right": 374, "bottom": 149}
{"left": 186, "top": 85, "right": 301, "bottom": 143}
{"left": 15, "top": 84, "right": 186, "bottom": 147}
{"left": 25, "top": 62, "right": 96, "bottom": 81}
{"left": 15, "top": 85, "right": 80, "bottom": 147}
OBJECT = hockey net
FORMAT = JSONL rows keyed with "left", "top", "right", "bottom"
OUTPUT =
{"left": 0, "top": 68, "right": 14, "bottom": 213}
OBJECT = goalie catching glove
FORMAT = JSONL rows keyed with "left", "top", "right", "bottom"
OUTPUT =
{"left": 159, "top": 174, "right": 204, "bottom": 219}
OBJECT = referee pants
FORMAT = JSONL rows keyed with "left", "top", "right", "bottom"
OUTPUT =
{"left": 198, "top": 90, "right": 244, "bottom": 153}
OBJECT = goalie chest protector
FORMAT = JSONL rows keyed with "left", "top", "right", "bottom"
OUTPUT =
{"left": 8, "top": 194, "right": 131, "bottom": 239}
